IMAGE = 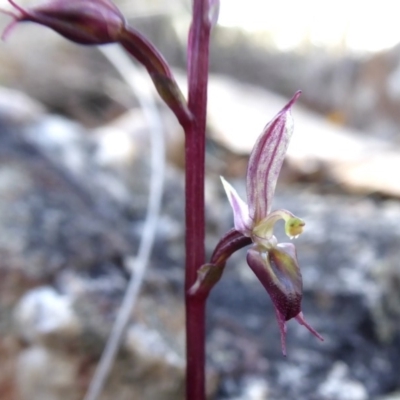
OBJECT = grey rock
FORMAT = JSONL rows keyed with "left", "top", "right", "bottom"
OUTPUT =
{"left": 0, "top": 91, "right": 188, "bottom": 399}
{"left": 378, "top": 393, "right": 400, "bottom": 400}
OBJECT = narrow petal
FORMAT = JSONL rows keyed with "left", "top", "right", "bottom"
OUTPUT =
{"left": 221, "top": 176, "right": 251, "bottom": 234}
{"left": 247, "top": 244, "right": 323, "bottom": 354}
{"left": 247, "top": 91, "right": 300, "bottom": 222}
{"left": 274, "top": 308, "right": 288, "bottom": 356}
{"left": 295, "top": 312, "right": 324, "bottom": 341}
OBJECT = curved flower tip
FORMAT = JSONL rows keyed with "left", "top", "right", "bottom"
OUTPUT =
{"left": 1, "top": 0, "right": 126, "bottom": 44}
{"left": 285, "top": 216, "right": 305, "bottom": 239}
{"left": 276, "top": 309, "right": 323, "bottom": 357}
{"left": 283, "top": 90, "right": 301, "bottom": 113}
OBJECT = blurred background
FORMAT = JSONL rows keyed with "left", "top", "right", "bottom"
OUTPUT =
{"left": 1, "top": 0, "right": 400, "bottom": 399}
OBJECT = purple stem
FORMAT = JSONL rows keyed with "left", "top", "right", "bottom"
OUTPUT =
{"left": 184, "top": 0, "right": 211, "bottom": 399}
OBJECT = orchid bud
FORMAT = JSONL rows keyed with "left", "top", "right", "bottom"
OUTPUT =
{"left": 1, "top": 0, "right": 193, "bottom": 127}
{"left": 2, "top": 0, "right": 125, "bottom": 44}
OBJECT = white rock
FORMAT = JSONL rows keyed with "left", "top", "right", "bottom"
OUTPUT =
{"left": 14, "top": 286, "right": 80, "bottom": 344}
{"left": 317, "top": 361, "right": 368, "bottom": 400}
{"left": 26, "top": 115, "right": 88, "bottom": 176}
{"left": 92, "top": 109, "right": 146, "bottom": 167}
{"left": 240, "top": 376, "right": 269, "bottom": 400}
{"left": 125, "top": 323, "right": 184, "bottom": 368}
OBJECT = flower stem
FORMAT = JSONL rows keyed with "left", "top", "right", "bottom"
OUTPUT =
{"left": 185, "top": 0, "right": 211, "bottom": 399}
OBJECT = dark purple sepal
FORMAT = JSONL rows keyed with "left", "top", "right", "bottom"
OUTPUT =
{"left": 247, "top": 243, "right": 302, "bottom": 321}
{"left": 210, "top": 228, "right": 252, "bottom": 265}
{"left": 247, "top": 243, "right": 323, "bottom": 355}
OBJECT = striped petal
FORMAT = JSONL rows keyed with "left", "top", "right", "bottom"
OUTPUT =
{"left": 247, "top": 91, "right": 300, "bottom": 222}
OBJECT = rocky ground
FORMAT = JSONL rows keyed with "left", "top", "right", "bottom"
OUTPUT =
{"left": 1, "top": 83, "right": 400, "bottom": 400}
{"left": 1, "top": 6, "right": 400, "bottom": 400}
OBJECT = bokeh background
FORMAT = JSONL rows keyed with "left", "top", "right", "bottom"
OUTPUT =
{"left": 1, "top": 1, "right": 400, "bottom": 399}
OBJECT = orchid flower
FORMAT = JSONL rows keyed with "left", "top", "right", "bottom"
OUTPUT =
{"left": 190, "top": 91, "right": 323, "bottom": 355}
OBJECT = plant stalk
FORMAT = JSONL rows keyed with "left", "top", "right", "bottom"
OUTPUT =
{"left": 184, "top": 0, "right": 211, "bottom": 399}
